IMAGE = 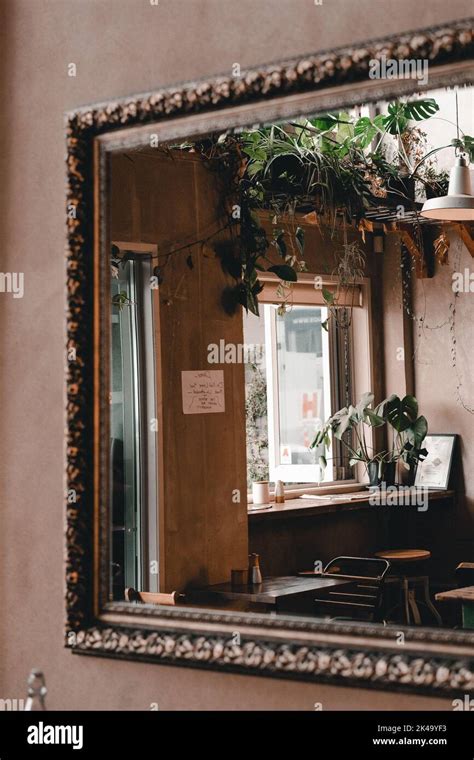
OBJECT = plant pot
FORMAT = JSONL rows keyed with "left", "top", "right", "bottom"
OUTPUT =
{"left": 366, "top": 461, "right": 380, "bottom": 487}
{"left": 381, "top": 461, "right": 396, "bottom": 487}
{"left": 385, "top": 175, "right": 416, "bottom": 207}
{"left": 425, "top": 180, "right": 449, "bottom": 200}
{"left": 398, "top": 460, "right": 418, "bottom": 487}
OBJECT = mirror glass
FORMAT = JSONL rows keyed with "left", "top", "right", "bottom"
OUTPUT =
{"left": 106, "top": 83, "right": 474, "bottom": 633}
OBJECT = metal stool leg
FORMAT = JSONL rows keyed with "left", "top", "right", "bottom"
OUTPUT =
{"left": 401, "top": 577, "right": 411, "bottom": 625}
{"left": 407, "top": 586, "right": 422, "bottom": 625}
{"left": 420, "top": 576, "right": 443, "bottom": 626}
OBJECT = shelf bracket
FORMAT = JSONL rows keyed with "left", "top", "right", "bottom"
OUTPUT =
{"left": 395, "top": 224, "right": 428, "bottom": 278}
{"left": 452, "top": 222, "right": 474, "bottom": 258}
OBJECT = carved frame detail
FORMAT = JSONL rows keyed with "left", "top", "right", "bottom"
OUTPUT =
{"left": 66, "top": 18, "right": 474, "bottom": 696}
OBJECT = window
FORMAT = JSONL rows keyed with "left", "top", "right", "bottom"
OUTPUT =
{"left": 244, "top": 274, "right": 362, "bottom": 490}
{"left": 110, "top": 244, "right": 159, "bottom": 599}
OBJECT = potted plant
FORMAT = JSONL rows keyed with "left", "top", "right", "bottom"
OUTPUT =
{"left": 311, "top": 392, "right": 429, "bottom": 487}
{"left": 310, "top": 392, "right": 387, "bottom": 486}
{"left": 375, "top": 394, "right": 429, "bottom": 486}
{"left": 423, "top": 168, "right": 449, "bottom": 199}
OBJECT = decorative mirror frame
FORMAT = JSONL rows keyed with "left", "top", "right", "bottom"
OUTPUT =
{"left": 66, "top": 18, "right": 474, "bottom": 696}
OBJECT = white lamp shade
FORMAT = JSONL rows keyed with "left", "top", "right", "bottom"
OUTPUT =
{"left": 421, "top": 157, "right": 474, "bottom": 221}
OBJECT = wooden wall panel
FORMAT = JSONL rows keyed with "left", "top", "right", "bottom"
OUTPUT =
{"left": 110, "top": 151, "right": 248, "bottom": 592}
{"left": 249, "top": 509, "right": 384, "bottom": 577}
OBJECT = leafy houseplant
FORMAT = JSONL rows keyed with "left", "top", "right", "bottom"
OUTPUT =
{"left": 311, "top": 392, "right": 429, "bottom": 486}
{"left": 310, "top": 392, "right": 386, "bottom": 485}
{"left": 375, "top": 394, "right": 429, "bottom": 485}
{"left": 164, "top": 97, "right": 457, "bottom": 317}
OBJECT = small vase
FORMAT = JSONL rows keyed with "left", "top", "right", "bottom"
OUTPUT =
{"left": 367, "top": 461, "right": 380, "bottom": 487}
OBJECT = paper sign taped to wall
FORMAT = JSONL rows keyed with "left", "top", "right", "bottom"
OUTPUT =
{"left": 181, "top": 370, "right": 225, "bottom": 414}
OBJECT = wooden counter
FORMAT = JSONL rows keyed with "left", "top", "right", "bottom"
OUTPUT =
{"left": 248, "top": 489, "right": 455, "bottom": 522}
{"left": 248, "top": 489, "right": 455, "bottom": 579}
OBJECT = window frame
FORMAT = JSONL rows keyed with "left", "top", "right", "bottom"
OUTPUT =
{"left": 246, "top": 272, "right": 375, "bottom": 499}
{"left": 264, "top": 301, "right": 333, "bottom": 484}
{"left": 111, "top": 242, "right": 162, "bottom": 594}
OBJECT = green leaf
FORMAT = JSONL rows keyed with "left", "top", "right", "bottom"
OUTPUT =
{"left": 385, "top": 395, "right": 418, "bottom": 432}
{"left": 402, "top": 98, "right": 439, "bottom": 122}
{"left": 247, "top": 161, "right": 264, "bottom": 177}
{"left": 382, "top": 108, "right": 408, "bottom": 136}
{"left": 322, "top": 286, "right": 334, "bottom": 304}
{"left": 334, "top": 413, "right": 354, "bottom": 440}
{"left": 310, "top": 113, "right": 340, "bottom": 132}
{"left": 295, "top": 227, "right": 305, "bottom": 255}
{"left": 246, "top": 287, "right": 260, "bottom": 316}
{"left": 356, "top": 392, "right": 375, "bottom": 417}
{"left": 452, "top": 135, "right": 474, "bottom": 163}
{"left": 268, "top": 264, "right": 297, "bottom": 282}
{"left": 336, "top": 112, "right": 354, "bottom": 143}
{"left": 321, "top": 319, "right": 329, "bottom": 332}
{"left": 353, "top": 117, "right": 377, "bottom": 149}
{"left": 273, "top": 232, "right": 287, "bottom": 257}
{"left": 406, "top": 415, "right": 428, "bottom": 448}
{"left": 251, "top": 280, "right": 264, "bottom": 296}
{"left": 365, "top": 409, "right": 385, "bottom": 427}
{"left": 373, "top": 114, "right": 386, "bottom": 131}
{"left": 382, "top": 99, "right": 439, "bottom": 135}
{"left": 310, "top": 430, "right": 324, "bottom": 448}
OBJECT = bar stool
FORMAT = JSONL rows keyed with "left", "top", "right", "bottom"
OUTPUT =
{"left": 374, "top": 549, "right": 442, "bottom": 626}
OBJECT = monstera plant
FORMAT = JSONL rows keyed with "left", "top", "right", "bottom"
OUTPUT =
{"left": 311, "top": 392, "right": 429, "bottom": 486}
{"left": 310, "top": 392, "right": 386, "bottom": 484}
{"left": 375, "top": 394, "right": 429, "bottom": 478}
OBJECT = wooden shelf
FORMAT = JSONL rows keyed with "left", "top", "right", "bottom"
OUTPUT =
{"left": 248, "top": 489, "right": 455, "bottom": 522}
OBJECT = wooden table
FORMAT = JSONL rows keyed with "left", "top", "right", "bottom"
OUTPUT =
{"left": 435, "top": 586, "right": 474, "bottom": 629}
{"left": 192, "top": 575, "right": 350, "bottom": 614}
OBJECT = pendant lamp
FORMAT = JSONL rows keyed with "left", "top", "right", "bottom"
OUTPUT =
{"left": 421, "top": 156, "right": 474, "bottom": 220}
{"left": 421, "top": 91, "right": 474, "bottom": 221}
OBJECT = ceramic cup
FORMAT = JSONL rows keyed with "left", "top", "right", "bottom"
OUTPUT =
{"left": 252, "top": 480, "right": 270, "bottom": 505}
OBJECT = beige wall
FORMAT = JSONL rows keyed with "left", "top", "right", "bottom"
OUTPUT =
{"left": 412, "top": 235, "right": 474, "bottom": 564}
{"left": 1, "top": 0, "right": 472, "bottom": 710}
{"left": 382, "top": 233, "right": 474, "bottom": 583}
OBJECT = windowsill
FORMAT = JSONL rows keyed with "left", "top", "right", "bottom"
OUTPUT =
{"left": 248, "top": 488, "right": 455, "bottom": 521}
{"left": 247, "top": 481, "right": 362, "bottom": 505}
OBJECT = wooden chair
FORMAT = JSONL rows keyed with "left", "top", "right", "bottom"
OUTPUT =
{"left": 313, "top": 556, "right": 391, "bottom": 623}
{"left": 125, "top": 588, "right": 186, "bottom": 606}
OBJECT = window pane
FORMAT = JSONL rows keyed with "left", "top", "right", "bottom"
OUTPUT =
{"left": 242, "top": 311, "right": 269, "bottom": 488}
{"left": 110, "top": 257, "right": 158, "bottom": 599}
{"left": 243, "top": 302, "right": 333, "bottom": 488}
{"left": 275, "top": 306, "right": 329, "bottom": 467}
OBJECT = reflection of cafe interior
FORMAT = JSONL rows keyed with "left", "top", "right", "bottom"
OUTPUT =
{"left": 109, "top": 85, "right": 474, "bottom": 630}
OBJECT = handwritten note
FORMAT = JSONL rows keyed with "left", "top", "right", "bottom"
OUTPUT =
{"left": 181, "top": 370, "right": 225, "bottom": 414}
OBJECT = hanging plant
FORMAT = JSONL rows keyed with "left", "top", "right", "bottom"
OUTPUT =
{"left": 321, "top": 238, "right": 366, "bottom": 331}
{"left": 143, "top": 98, "right": 461, "bottom": 318}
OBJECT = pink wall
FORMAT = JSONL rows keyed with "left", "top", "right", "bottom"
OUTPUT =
{"left": 1, "top": 0, "right": 472, "bottom": 710}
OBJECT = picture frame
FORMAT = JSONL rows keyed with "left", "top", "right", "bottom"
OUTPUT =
{"left": 415, "top": 434, "right": 457, "bottom": 490}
